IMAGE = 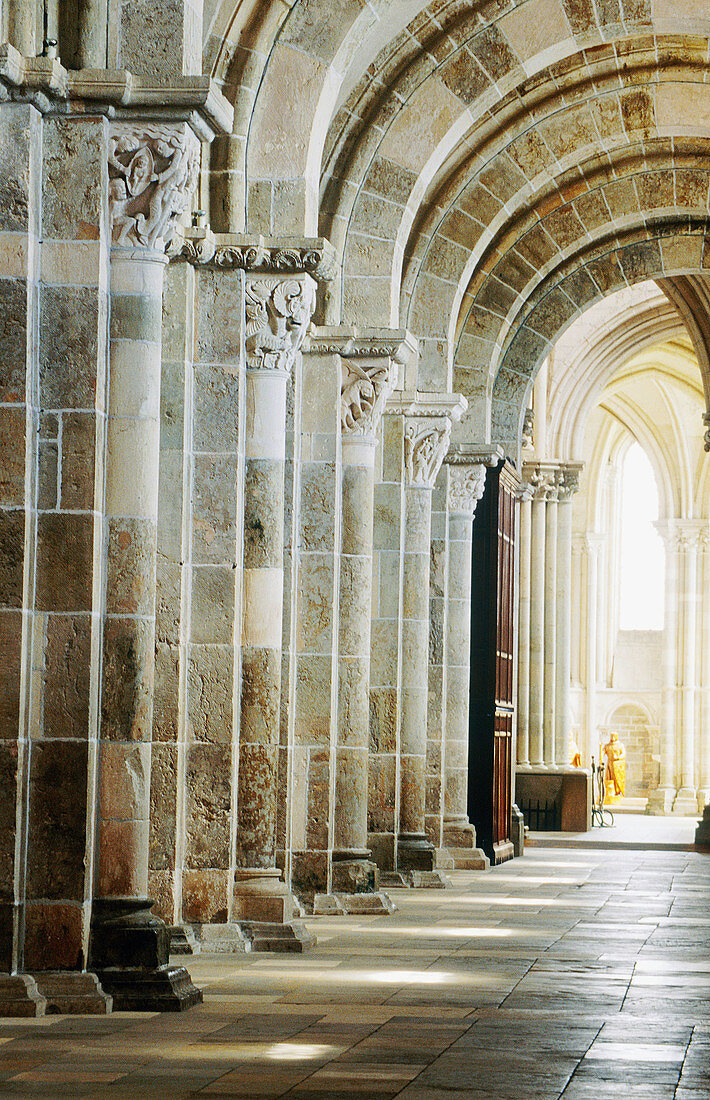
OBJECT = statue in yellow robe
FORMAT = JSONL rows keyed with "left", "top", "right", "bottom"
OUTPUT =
{"left": 600, "top": 732, "right": 626, "bottom": 803}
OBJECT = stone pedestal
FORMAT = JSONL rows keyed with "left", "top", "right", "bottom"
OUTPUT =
{"left": 89, "top": 899, "right": 202, "bottom": 1011}
{"left": 0, "top": 975, "right": 47, "bottom": 1018}
{"left": 33, "top": 973, "right": 112, "bottom": 1014}
{"left": 695, "top": 805, "right": 710, "bottom": 847}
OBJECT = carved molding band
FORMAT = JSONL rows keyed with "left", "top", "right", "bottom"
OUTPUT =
{"left": 245, "top": 276, "right": 317, "bottom": 373}
{"left": 174, "top": 229, "right": 338, "bottom": 280}
{"left": 656, "top": 519, "right": 710, "bottom": 552}
{"left": 405, "top": 420, "right": 452, "bottom": 488}
{"left": 447, "top": 465, "right": 487, "bottom": 516}
{"left": 109, "top": 123, "right": 199, "bottom": 251}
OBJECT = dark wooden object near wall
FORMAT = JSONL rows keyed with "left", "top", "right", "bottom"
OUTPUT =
{"left": 468, "top": 459, "right": 518, "bottom": 864}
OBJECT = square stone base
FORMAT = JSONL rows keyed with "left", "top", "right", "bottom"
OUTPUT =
{"left": 33, "top": 972, "right": 112, "bottom": 1014}
{"left": 516, "top": 769, "right": 591, "bottom": 832}
{"left": 0, "top": 974, "right": 46, "bottom": 1017}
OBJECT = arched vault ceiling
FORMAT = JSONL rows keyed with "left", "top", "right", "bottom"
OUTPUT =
{"left": 208, "top": 0, "right": 710, "bottom": 458}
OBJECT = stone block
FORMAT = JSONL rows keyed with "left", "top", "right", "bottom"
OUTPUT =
{"left": 192, "top": 453, "right": 238, "bottom": 564}
{"left": 27, "top": 740, "right": 89, "bottom": 900}
{"left": 153, "top": 642, "right": 180, "bottom": 742}
{"left": 148, "top": 870, "right": 175, "bottom": 923}
{"left": 42, "top": 116, "right": 106, "bottom": 239}
{"left": 106, "top": 517, "right": 157, "bottom": 616}
{"left": 0, "top": 610, "right": 22, "bottom": 738}
{"left": 337, "top": 657, "right": 369, "bottom": 747}
{"left": 305, "top": 749, "right": 331, "bottom": 851}
{"left": 39, "top": 285, "right": 99, "bottom": 409}
{"left": 0, "top": 975, "right": 46, "bottom": 1017}
{"left": 0, "top": 511, "right": 25, "bottom": 609}
{"left": 182, "top": 870, "right": 230, "bottom": 924}
{"left": 369, "top": 687, "right": 397, "bottom": 754}
{"left": 241, "top": 647, "right": 280, "bottom": 744}
{"left": 36, "top": 512, "right": 94, "bottom": 612}
{"left": 193, "top": 363, "right": 240, "bottom": 452}
{"left": 368, "top": 755, "right": 396, "bottom": 832}
{"left": 101, "top": 617, "right": 154, "bottom": 742}
{"left": 0, "top": 742, "right": 18, "bottom": 892}
{"left": 244, "top": 459, "right": 284, "bottom": 569}
{"left": 0, "top": 106, "right": 38, "bottom": 234}
{"left": 61, "top": 412, "right": 97, "bottom": 510}
{"left": 290, "top": 850, "right": 328, "bottom": 898}
{"left": 237, "top": 743, "right": 278, "bottom": 860}
{"left": 0, "top": 407, "right": 25, "bottom": 507}
{"left": 299, "top": 462, "right": 337, "bottom": 552}
{"left": 37, "top": 440, "right": 58, "bottom": 509}
{"left": 42, "top": 613, "right": 92, "bottom": 739}
{"left": 297, "top": 554, "right": 335, "bottom": 653}
{"left": 187, "top": 645, "right": 233, "bottom": 744}
{"left": 33, "top": 972, "right": 111, "bottom": 1014}
{"left": 184, "top": 743, "right": 232, "bottom": 870}
{"left": 190, "top": 565, "right": 235, "bottom": 645}
{"left": 294, "top": 654, "right": 333, "bottom": 746}
{"left": 155, "top": 558, "right": 181, "bottom": 645}
{"left": 195, "top": 270, "right": 243, "bottom": 365}
{"left": 23, "top": 902, "right": 85, "bottom": 971}
{"left": 100, "top": 741, "right": 150, "bottom": 822}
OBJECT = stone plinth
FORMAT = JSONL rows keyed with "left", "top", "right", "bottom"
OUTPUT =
{"left": 695, "top": 805, "right": 710, "bottom": 848}
{"left": 516, "top": 769, "right": 592, "bottom": 832}
{"left": 0, "top": 975, "right": 47, "bottom": 1018}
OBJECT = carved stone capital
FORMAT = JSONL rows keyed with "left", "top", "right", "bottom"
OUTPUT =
{"left": 704, "top": 411, "right": 710, "bottom": 453}
{"left": 655, "top": 519, "right": 710, "bottom": 552}
{"left": 522, "top": 461, "right": 565, "bottom": 501}
{"left": 557, "top": 462, "right": 584, "bottom": 501}
{"left": 386, "top": 391, "right": 466, "bottom": 488}
{"left": 447, "top": 465, "right": 487, "bottom": 517}
{"left": 173, "top": 232, "right": 338, "bottom": 280}
{"left": 307, "top": 328, "right": 417, "bottom": 438}
{"left": 245, "top": 274, "right": 317, "bottom": 374}
{"left": 109, "top": 122, "right": 200, "bottom": 251}
{"left": 404, "top": 420, "right": 452, "bottom": 488}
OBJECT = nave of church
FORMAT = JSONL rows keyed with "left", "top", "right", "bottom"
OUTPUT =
{"left": 3, "top": 1, "right": 710, "bottom": 1094}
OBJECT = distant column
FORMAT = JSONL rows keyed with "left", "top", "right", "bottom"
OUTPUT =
{"left": 555, "top": 465, "right": 582, "bottom": 767}
{"left": 516, "top": 488, "right": 533, "bottom": 768}
{"left": 648, "top": 522, "right": 679, "bottom": 814}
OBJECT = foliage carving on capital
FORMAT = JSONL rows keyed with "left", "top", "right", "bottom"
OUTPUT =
{"left": 405, "top": 420, "right": 452, "bottom": 488}
{"left": 524, "top": 462, "right": 563, "bottom": 501}
{"left": 341, "top": 358, "right": 396, "bottom": 436}
{"left": 447, "top": 465, "right": 487, "bottom": 516}
{"left": 522, "top": 408, "right": 534, "bottom": 451}
{"left": 245, "top": 277, "right": 316, "bottom": 373}
{"left": 109, "top": 123, "right": 199, "bottom": 251}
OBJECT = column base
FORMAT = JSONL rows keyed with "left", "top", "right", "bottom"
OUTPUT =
{"left": 96, "top": 966, "right": 202, "bottom": 1011}
{"left": 695, "top": 804, "right": 710, "bottom": 848}
{"left": 33, "top": 972, "right": 112, "bottom": 1014}
{"left": 313, "top": 893, "right": 396, "bottom": 916}
{"left": 672, "top": 788, "right": 698, "bottom": 816}
{"left": 442, "top": 817, "right": 478, "bottom": 850}
{"left": 89, "top": 897, "right": 202, "bottom": 1012}
{"left": 380, "top": 870, "right": 450, "bottom": 889}
{"left": 233, "top": 867, "right": 295, "bottom": 923}
{"left": 331, "top": 850, "right": 379, "bottom": 894}
{"left": 167, "top": 925, "right": 197, "bottom": 955}
{"left": 697, "top": 789, "right": 710, "bottom": 813}
{"left": 0, "top": 974, "right": 46, "bottom": 1017}
{"left": 397, "top": 833, "right": 436, "bottom": 872}
{"left": 445, "top": 847, "right": 491, "bottom": 871}
{"left": 237, "top": 921, "right": 316, "bottom": 953}
{"left": 646, "top": 787, "right": 677, "bottom": 815}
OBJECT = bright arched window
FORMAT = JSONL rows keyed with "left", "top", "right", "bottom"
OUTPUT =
{"left": 619, "top": 442, "right": 664, "bottom": 630}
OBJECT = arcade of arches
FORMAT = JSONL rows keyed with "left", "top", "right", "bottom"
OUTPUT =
{"left": 0, "top": 0, "right": 710, "bottom": 1036}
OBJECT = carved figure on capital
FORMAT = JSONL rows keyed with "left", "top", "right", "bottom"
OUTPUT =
{"left": 523, "top": 463, "right": 562, "bottom": 501}
{"left": 447, "top": 465, "right": 487, "bottom": 517}
{"left": 404, "top": 421, "right": 451, "bottom": 488}
{"left": 109, "top": 123, "right": 199, "bottom": 251}
{"left": 341, "top": 358, "right": 396, "bottom": 436}
{"left": 245, "top": 277, "right": 316, "bottom": 373}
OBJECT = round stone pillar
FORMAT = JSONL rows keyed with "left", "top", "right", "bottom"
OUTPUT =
{"left": 91, "top": 122, "right": 202, "bottom": 1010}
{"left": 516, "top": 490, "right": 532, "bottom": 768}
{"left": 528, "top": 482, "right": 548, "bottom": 766}
{"left": 234, "top": 274, "right": 316, "bottom": 921}
{"left": 394, "top": 406, "right": 459, "bottom": 872}
{"left": 554, "top": 466, "right": 582, "bottom": 767}
{"left": 649, "top": 521, "right": 679, "bottom": 814}
{"left": 673, "top": 523, "right": 704, "bottom": 814}
{"left": 440, "top": 456, "right": 493, "bottom": 869}
{"left": 543, "top": 488, "right": 558, "bottom": 767}
{"left": 332, "top": 342, "right": 402, "bottom": 894}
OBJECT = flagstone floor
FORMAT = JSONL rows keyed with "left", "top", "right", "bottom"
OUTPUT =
{"left": 1, "top": 847, "right": 708, "bottom": 1099}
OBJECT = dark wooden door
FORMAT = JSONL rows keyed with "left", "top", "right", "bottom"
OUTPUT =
{"left": 468, "top": 460, "right": 518, "bottom": 863}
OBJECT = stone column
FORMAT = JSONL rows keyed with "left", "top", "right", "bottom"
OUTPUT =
{"left": 516, "top": 488, "right": 533, "bottom": 769}
{"left": 555, "top": 465, "right": 582, "bottom": 767}
{"left": 672, "top": 522, "right": 705, "bottom": 815}
{"left": 89, "top": 122, "right": 202, "bottom": 1010}
{"left": 583, "top": 534, "right": 602, "bottom": 767}
{"left": 524, "top": 464, "right": 559, "bottom": 767}
{"left": 440, "top": 448, "right": 501, "bottom": 871}
{"left": 234, "top": 273, "right": 316, "bottom": 923}
{"left": 387, "top": 393, "right": 465, "bottom": 874}
{"left": 648, "top": 521, "right": 679, "bottom": 814}
{"left": 331, "top": 334, "right": 410, "bottom": 900}
{"left": 699, "top": 531, "right": 710, "bottom": 812}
